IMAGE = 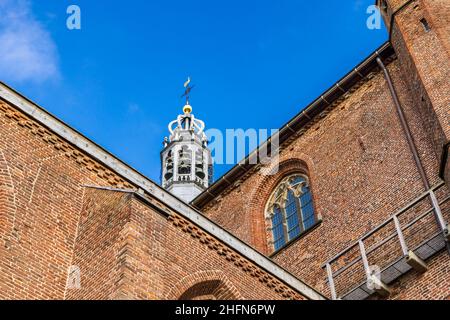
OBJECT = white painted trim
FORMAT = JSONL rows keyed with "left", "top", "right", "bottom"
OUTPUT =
{"left": 0, "top": 82, "right": 326, "bottom": 300}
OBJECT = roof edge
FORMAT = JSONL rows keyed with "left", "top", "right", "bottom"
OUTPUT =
{"left": 0, "top": 81, "right": 325, "bottom": 300}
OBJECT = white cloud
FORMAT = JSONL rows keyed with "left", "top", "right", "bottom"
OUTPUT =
{"left": 0, "top": 0, "right": 60, "bottom": 83}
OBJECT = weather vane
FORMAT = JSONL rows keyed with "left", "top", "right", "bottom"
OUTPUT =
{"left": 181, "top": 77, "right": 195, "bottom": 105}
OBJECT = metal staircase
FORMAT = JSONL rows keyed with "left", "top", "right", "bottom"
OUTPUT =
{"left": 322, "top": 182, "right": 450, "bottom": 300}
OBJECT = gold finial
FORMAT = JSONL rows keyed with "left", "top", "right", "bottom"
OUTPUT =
{"left": 183, "top": 104, "right": 192, "bottom": 114}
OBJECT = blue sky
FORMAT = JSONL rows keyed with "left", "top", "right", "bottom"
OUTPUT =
{"left": 0, "top": 0, "right": 387, "bottom": 183}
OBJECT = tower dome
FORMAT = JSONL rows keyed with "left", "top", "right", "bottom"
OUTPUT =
{"left": 160, "top": 79, "right": 212, "bottom": 202}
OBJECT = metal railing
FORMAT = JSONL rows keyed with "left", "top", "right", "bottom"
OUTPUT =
{"left": 322, "top": 182, "right": 449, "bottom": 300}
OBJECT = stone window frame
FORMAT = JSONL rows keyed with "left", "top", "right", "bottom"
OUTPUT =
{"left": 265, "top": 173, "right": 317, "bottom": 253}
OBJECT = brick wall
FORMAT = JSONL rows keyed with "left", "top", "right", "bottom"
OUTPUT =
{"left": 127, "top": 195, "right": 305, "bottom": 300}
{"left": 0, "top": 100, "right": 134, "bottom": 299}
{"left": 65, "top": 189, "right": 133, "bottom": 300}
{"left": 65, "top": 188, "right": 308, "bottom": 300}
{"left": 380, "top": 0, "right": 449, "bottom": 183}
{"left": 0, "top": 1, "right": 447, "bottom": 300}
{"left": 200, "top": 59, "right": 449, "bottom": 299}
{"left": 369, "top": 252, "right": 450, "bottom": 300}
{"left": 0, "top": 99, "right": 311, "bottom": 300}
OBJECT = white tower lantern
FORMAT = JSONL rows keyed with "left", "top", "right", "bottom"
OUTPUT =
{"left": 160, "top": 79, "right": 212, "bottom": 202}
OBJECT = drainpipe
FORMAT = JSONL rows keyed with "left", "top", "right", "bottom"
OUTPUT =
{"left": 376, "top": 57, "right": 449, "bottom": 253}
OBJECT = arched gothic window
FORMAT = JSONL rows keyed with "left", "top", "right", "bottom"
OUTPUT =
{"left": 266, "top": 174, "right": 316, "bottom": 251}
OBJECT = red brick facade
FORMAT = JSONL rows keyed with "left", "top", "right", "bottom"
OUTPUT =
{"left": 64, "top": 188, "right": 309, "bottom": 300}
{"left": 199, "top": 60, "right": 449, "bottom": 299}
{"left": 0, "top": 0, "right": 448, "bottom": 300}
{"left": 380, "top": 0, "right": 449, "bottom": 182}
{"left": 0, "top": 94, "right": 320, "bottom": 300}
{"left": 196, "top": 0, "right": 449, "bottom": 300}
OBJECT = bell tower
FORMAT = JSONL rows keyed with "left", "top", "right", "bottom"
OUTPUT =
{"left": 160, "top": 79, "right": 212, "bottom": 202}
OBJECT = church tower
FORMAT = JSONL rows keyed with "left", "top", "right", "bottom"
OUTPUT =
{"left": 376, "top": 0, "right": 450, "bottom": 184}
{"left": 160, "top": 79, "right": 212, "bottom": 203}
